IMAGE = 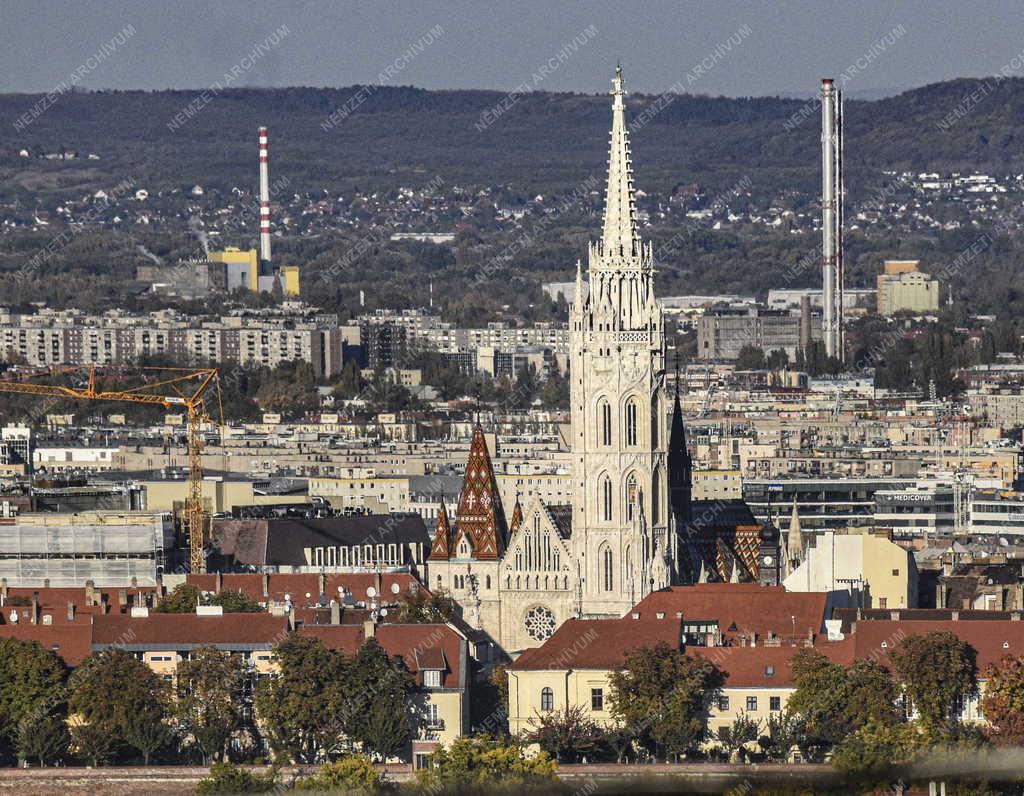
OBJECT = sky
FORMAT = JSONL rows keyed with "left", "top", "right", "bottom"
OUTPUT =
{"left": 2, "top": 1, "right": 1024, "bottom": 98}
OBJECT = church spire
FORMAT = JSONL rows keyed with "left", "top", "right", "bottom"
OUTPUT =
{"left": 601, "top": 66, "right": 640, "bottom": 258}
{"left": 668, "top": 390, "right": 692, "bottom": 524}
{"left": 786, "top": 496, "right": 804, "bottom": 570}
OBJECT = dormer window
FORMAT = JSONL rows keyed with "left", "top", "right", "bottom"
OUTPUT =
{"left": 423, "top": 669, "right": 442, "bottom": 688}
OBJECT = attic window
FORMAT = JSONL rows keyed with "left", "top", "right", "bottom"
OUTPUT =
{"left": 1004, "top": 641, "right": 1010, "bottom": 649}
{"left": 765, "top": 665, "right": 775, "bottom": 676}
{"left": 881, "top": 641, "right": 888, "bottom": 649}
{"left": 423, "top": 669, "right": 442, "bottom": 688}
{"left": 656, "top": 612, "right": 665, "bottom": 619}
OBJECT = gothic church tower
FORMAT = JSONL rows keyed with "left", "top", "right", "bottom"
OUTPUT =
{"left": 570, "top": 67, "right": 673, "bottom": 617}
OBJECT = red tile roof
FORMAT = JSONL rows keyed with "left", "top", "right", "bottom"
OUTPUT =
{"left": 510, "top": 617, "right": 682, "bottom": 671}
{"left": 91, "top": 612, "right": 289, "bottom": 647}
{"left": 186, "top": 573, "right": 426, "bottom": 605}
{"left": 630, "top": 584, "right": 828, "bottom": 641}
{"left": 850, "top": 620, "right": 1024, "bottom": 673}
{"left": 299, "top": 623, "right": 466, "bottom": 689}
{"left": 0, "top": 586, "right": 158, "bottom": 625}
{"left": 0, "top": 622, "right": 93, "bottom": 665}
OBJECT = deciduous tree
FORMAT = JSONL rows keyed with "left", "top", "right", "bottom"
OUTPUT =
{"left": 343, "top": 638, "right": 414, "bottom": 760}
{"left": 890, "top": 632, "right": 977, "bottom": 735}
{"left": 526, "top": 704, "right": 603, "bottom": 762}
{"left": 979, "top": 655, "right": 1024, "bottom": 746}
{"left": 608, "top": 642, "right": 724, "bottom": 761}
{"left": 416, "top": 734, "right": 556, "bottom": 792}
{"left": 176, "top": 646, "right": 246, "bottom": 763}
{"left": 0, "top": 638, "right": 66, "bottom": 755}
{"left": 17, "top": 712, "right": 69, "bottom": 767}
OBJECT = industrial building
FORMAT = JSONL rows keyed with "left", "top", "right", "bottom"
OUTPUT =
{"left": 877, "top": 260, "right": 940, "bottom": 315}
{"left": 697, "top": 306, "right": 822, "bottom": 361}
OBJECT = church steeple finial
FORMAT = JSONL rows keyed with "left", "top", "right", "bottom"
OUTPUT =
{"left": 602, "top": 65, "right": 639, "bottom": 258}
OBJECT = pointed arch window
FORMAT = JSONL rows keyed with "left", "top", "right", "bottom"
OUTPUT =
{"left": 601, "top": 544, "right": 614, "bottom": 592}
{"left": 599, "top": 399, "right": 612, "bottom": 446}
{"left": 625, "top": 398, "right": 638, "bottom": 446}
{"left": 651, "top": 395, "right": 659, "bottom": 448}
{"left": 652, "top": 471, "right": 661, "bottom": 525}
{"left": 601, "top": 476, "right": 613, "bottom": 522}
{"left": 625, "top": 473, "right": 639, "bottom": 522}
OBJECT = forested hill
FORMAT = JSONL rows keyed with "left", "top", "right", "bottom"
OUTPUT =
{"left": 3, "top": 77, "right": 1024, "bottom": 203}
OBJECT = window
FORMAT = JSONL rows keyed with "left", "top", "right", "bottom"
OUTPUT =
{"left": 746, "top": 696, "right": 758, "bottom": 712}
{"left": 426, "top": 703, "right": 440, "bottom": 725}
{"left": 601, "top": 545, "right": 613, "bottom": 592}
{"left": 591, "top": 688, "right": 604, "bottom": 710}
{"left": 770, "top": 696, "right": 782, "bottom": 712}
{"left": 541, "top": 687, "right": 554, "bottom": 712}
{"left": 892, "top": 568, "right": 900, "bottom": 576}
{"left": 879, "top": 598, "right": 888, "bottom": 609}
{"left": 625, "top": 399, "right": 638, "bottom": 446}
{"left": 601, "top": 476, "right": 613, "bottom": 521}
{"left": 415, "top": 753, "right": 432, "bottom": 770}
{"left": 718, "top": 696, "right": 730, "bottom": 712}
{"left": 424, "top": 669, "right": 442, "bottom": 688}
{"left": 599, "top": 399, "right": 612, "bottom": 446}
{"left": 625, "top": 473, "right": 638, "bottom": 522}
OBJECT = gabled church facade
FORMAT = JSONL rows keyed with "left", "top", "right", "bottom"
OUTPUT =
{"left": 425, "top": 68, "right": 679, "bottom": 653}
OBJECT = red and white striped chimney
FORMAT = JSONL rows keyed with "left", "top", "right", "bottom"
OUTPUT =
{"left": 258, "top": 126, "right": 271, "bottom": 264}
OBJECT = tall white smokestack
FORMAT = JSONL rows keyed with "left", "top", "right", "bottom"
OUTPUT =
{"left": 821, "top": 79, "right": 843, "bottom": 362}
{"left": 258, "top": 126, "right": 271, "bottom": 266}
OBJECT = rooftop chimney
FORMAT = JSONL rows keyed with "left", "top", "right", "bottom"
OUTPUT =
{"left": 258, "top": 126, "right": 271, "bottom": 267}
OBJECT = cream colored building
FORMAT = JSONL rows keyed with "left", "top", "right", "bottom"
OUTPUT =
{"left": 877, "top": 260, "right": 940, "bottom": 315}
{"left": 308, "top": 471, "right": 410, "bottom": 513}
{"left": 783, "top": 529, "right": 917, "bottom": 609}
{"left": 142, "top": 478, "right": 308, "bottom": 514}
{"left": 691, "top": 470, "right": 742, "bottom": 501}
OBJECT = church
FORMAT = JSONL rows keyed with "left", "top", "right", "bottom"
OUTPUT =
{"left": 425, "top": 68, "right": 781, "bottom": 653}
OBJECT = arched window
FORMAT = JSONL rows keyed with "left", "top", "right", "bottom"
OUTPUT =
{"left": 601, "top": 476, "right": 613, "bottom": 522}
{"left": 541, "top": 687, "right": 554, "bottom": 712}
{"left": 599, "top": 399, "right": 612, "bottom": 446}
{"left": 651, "top": 395, "right": 659, "bottom": 448}
{"left": 625, "top": 473, "right": 638, "bottom": 522}
{"left": 652, "top": 471, "right": 661, "bottom": 525}
{"left": 601, "top": 545, "right": 614, "bottom": 592}
{"left": 625, "top": 544, "right": 633, "bottom": 583}
{"left": 625, "top": 398, "right": 638, "bottom": 446}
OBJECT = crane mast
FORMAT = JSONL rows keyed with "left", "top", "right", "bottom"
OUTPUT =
{"left": 0, "top": 365, "right": 223, "bottom": 573}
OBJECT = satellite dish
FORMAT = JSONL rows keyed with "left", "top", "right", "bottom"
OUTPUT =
{"left": 380, "top": 608, "right": 389, "bottom": 618}
{"left": 366, "top": 586, "right": 377, "bottom": 599}
{"left": 8, "top": 611, "right": 17, "bottom": 623}
{"left": 337, "top": 586, "right": 344, "bottom": 593}
{"left": 305, "top": 592, "right": 311, "bottom": 599}
{"left": 390, "top": 583, "right": 401, "bottom": 595}
{"left": 283, "top": 593, "right": 291, "bottom": 602}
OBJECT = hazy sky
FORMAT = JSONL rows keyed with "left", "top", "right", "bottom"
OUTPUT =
{"left": 3, "top": 1, "right": 1024, "bottom": 98}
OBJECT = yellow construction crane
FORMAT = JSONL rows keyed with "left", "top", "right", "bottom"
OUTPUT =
{"left": 0, "top": 365, "right": 223, "bottom": 573}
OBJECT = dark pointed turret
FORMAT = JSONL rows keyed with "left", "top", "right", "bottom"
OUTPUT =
{"left": 668, "top": 389, "right": 692, "bottom": 524}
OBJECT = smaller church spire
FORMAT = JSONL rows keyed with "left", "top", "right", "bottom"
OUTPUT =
{"left": 787, "top": 496, "right": 804, "bottom": 567}
{"left": 509, "top": 493, "right": 524, "bottom": 535}
{"left": 427, "top": 498, "right": 452, "bottom": 561}
{"left": 668, "top": 390, "right": 693, "bottom": 524}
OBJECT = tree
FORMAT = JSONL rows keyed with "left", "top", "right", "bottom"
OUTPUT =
{"left": 0, "top": 638, "right": 67, "bottom": 755}
{"left": 17, "top": 712, "right": 69, "bottom": 767}
{"left": 70, "top": 721, "right": 117, "bottom": 767}
{"left": 390, "top": 589, "right": 456, "bottom": 624}
{"left": 832, "top": 719, "right": 920, "bottom": 777}
{"left": 295, "top": 755, "right": 383, "bottom": 791}
{"left": 155, "top": 583, "right": 202, "bottom": 613}
{"left": 156, "top": 583, "right": 264, "bottom": 614}
{"left": 176, "top": 646, "right": 246, "bottom": 764}
{"left": 765, "top": 348, "right": 789, "bottom": 371}
{"left": 734, "top": 345, "right": 765, "bottom": 370}
{"left": 979, "top": 655, "right": 1024, "bottom": 746}
{"left": 197, "top": 762, "right": 278, "bottom": 794}
{"left": 717, "top": 711, "right": 761, "bottom": 761}
{"left": 526, "top": 704, "right": 603, "bottom": 763}
{"left": 123, "top": 704, "right": 173, "bottom": 766}
{"left": 758, "top": 712, "right": 805, "bottom": 762}
{"left": 210, "top": 590, "right": 264, "bottom": 613}
{"left": 255, "top": 635, "right": 348, "bottom": 763}
{"left": 540, "top": 360, "right": 569, "bottom": 410}
{"left": 416, "top": 734, "right": 556, "bottom": 793}
{"left": 68, "top": 648, "right": 170, "bottom": 755}
{"left": 608, "top": 642, "right": 724, "bottom": 761}
{"left": 343, "top": 638, "right": 414, "bottom": 759}
{"left": 890, "top": 632, "right": 978, "bottom": 736}
{"left": 786, "top": 649, "right": 900, "bottom": 751}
